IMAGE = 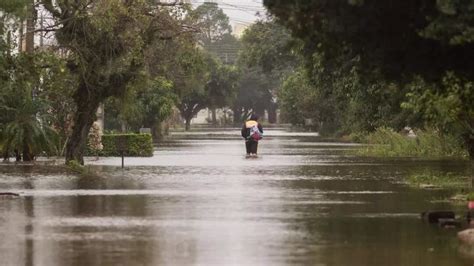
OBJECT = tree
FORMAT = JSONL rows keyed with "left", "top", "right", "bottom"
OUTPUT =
{"left": 0, "top": 0, "right": 27, "bottom": 57}
{"left": 264, "top": 0, "right": 474, "bottom": 157}
{"left": 0, "top": 52, "right": 61, "bottom": 161}
{"left": 239, "top": 20, "right": 297, "bottom": 74}
{"left": 205, "top": 33, "right": 240, "bottom": 65}
{"left": 233, "top": 68, "right": 274, "bottom": 124}
{"left": 237, "top": 20, "right": 297, "bottom": 124}
{"left": 173, "top": 45, "right": 210, "bottom": 131}
{"left": 39, "top": 0, "right": 188, "bottom": 164}
{"left": 402, "top": 73, "right": 474, "bottom": 157}
{"left": 190, "top": 2, "right": 236, "bottom": 124}
{"left": 1, "top": 3, "right": 73, "bottom": 160}
{"left": 206, "top": 57, "right": 239, "bottom": 125}
{"left": 278, "top": 69, "right": 316, "bottom": 126}
{"left": 190, "top": 2, "right": 232, "bottom": 47}
{"left": 0, "top": 0, "right": 28, "bottom": 24}
{"left": 104, "top": 77, "right": 176, "bottom": 139}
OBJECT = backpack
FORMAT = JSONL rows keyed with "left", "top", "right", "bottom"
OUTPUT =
{"left": 249, "top": 124, "right": 262, "bottom": 141}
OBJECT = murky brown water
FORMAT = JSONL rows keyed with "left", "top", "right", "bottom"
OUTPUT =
{"left": 0, "top": 128, "right": 472, "bottom": 265}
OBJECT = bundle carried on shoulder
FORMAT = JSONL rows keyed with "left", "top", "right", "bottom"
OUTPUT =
{"left": 246, "top": 120, "right": 262, "bottom": 141}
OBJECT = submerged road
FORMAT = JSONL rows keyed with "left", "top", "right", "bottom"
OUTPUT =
{"left": 0, "top": 128, "right": 471, "bottom": 265}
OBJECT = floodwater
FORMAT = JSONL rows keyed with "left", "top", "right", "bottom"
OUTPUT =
{"left": 0, "top": 128, "right": 472, "bottom": 266}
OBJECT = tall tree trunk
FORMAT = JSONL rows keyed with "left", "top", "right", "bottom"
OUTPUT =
{"left": 211, "top": 108, "right": 217, "bottom": 125}
{"left": 15, "top": 150, "right": 21, "bottom": 162}
{"left": 65, "top": 91, "right": 100, "bottom": 165}
{"left": 233, "top": 106, "right": 242, "bottom": 126}
{"left": 22, "top": 0, "right": 36, "bottom": 162}
{"left": 185, "top": 118, "right": 191, "bottom": 131}
{"left": 464, "top": 133, "right": 474, "bottom": 159}
{"left": 162, "top": 120, "right": 170, "bottom": 136}
{"left": 18, "top": 20, "right": 24, "bottom": 53}
{"left": 222, "top": 108, "right": 228, "bottom": 125}
{"left": 3, "top": 149, "right": 9, "bottom": 161}
{"left": 22, "top": 142, "right": 34, "bottom": 161}
{"left": 25, "top": 0, "right": 35, "bottom": 53}
{"left": 151, "top": 122, "right": 163, "bottom": 141}
{"left": 268, "top": 104, "right": 277, "bottom": 124}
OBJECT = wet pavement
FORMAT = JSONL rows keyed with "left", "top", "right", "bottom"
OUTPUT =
{"left": 0, "top": 128, "right": 472, "bottom": 265}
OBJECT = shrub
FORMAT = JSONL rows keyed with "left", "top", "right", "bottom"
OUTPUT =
{"left": 357, "top": 127, "right": 467, "bottom": 158}
{"left": 348, "top": 131, "right": 368, "bottom": 143}
{"left": 87, "top": 133, "right": 153, "bottom": 157}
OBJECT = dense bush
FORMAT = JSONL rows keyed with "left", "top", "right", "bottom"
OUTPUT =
{"left": 357, "top": 127, "right": 467, "bottom": 158}
{"left": 88, "top": 133, "right": 153, "bottom": 157}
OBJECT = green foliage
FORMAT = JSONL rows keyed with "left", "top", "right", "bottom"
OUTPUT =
{"left": 88, "top": 133, "right": 153, "bottom": 157}
{"left": 174, "top": 46, "right": 211, "bottom": 129}
{"left": 206, "top": 58, "right": 239, "bottom": 110}
{"left": 264, "top": 0, "right": 474, "bottom": 157}
{"left": 0, "top": 52, "right": 63, "bottom": 160}
{"left": 38, "top": 0, "right": 190, "bottom": 163}
{"left": 236, "top": 20, "right": 296, "bottom": 124}
{"left": 206, "top": 33, "right": 240, "bottom": 65}
{"left": 190, "top": 2, "right": 232, "bottom": 46}
{"left": 403, "top": 73, "right": 474, "bottom": 129}
{"left": 402, "top": 72, "right": 474, "bottom": 155}
{"left": 421, "top": 0, "right": 474, "bottom": 45}
{"left": 105, "top": 77, "right": 176, "bottom": 136}
{"left": 264, "top": 0, "right": 474, "bottom": 80}
{"left": 66, "top": 160, "right": 86, "bottom": 175}
{"left": 406, "top": 171, "right": 468, "bottom": 189}
{"left": 233, "top": 68, "right": 274, "bottom": 123}
{"left": 169, "top": 33, "right": 239, "bottom": 129}
{"left": 239, "top": 21, "right": 297, "bottom": 74}
{"left": 357, "top": 127, "right": 467, "bottom": 158}
{"left": 0, "top": 0, "right": 28, "bottom": 18}
{"left": 348, "top": 131, "right": 368, "bottom": 143}
{"left": 278, "top": 69, "right": 316, "bottom": 125}
{"left": 66, "top": 159, "right": 102, "bottom": 178}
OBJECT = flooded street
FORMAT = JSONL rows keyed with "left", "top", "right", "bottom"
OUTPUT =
{"left": 0, "top": 128, "right": 472, "bottom": 266}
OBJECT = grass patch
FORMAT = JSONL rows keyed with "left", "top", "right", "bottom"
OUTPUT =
{"left": 356, "top": 127, "right": 468, "bottom": 158}
{"left": 407, "top": 172, "right": 468, "bottom": 189}
{"left": 406, "top": 171, "right": 473, "bottom": 203}
{"left": 65, "top": 160, "right": 101, "bottom": 178}
{"left": 66, "top": 160, "right": 87, "bottom": 175}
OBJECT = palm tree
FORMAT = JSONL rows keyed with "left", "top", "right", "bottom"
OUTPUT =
{"left": 0, "top": 87, "right": 58, "bottom": 161}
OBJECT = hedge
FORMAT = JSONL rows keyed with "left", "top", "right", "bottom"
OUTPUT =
{"left": 87, "top": 133, "right": 153, "bottom": 157}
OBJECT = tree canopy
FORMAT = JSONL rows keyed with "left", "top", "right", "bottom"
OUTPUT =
{"left": 264, "top": 0, "right": 474, "bottom": 157}
{"left": 36, "top": 0, "right": 191, "bottom": 163}
{"left": 190, "top": 2, "right": 232, "bottom": 47}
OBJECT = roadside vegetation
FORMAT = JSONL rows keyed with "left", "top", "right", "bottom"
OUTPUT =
{"left": 1, "top": 1, "right": 473, "bottom": 165}
{"left": 404, "top": 170, "right": 472, "bottom": 202}
{"left": 406, "top": 171, "right": 469, "bottom": 189}
{"left": 0, "top": 1, "right": 274, "bottom": 164}
{"left": 355, "top": 127, "right": 468, "bottom": 159}
{"left": 263, "top": 1, "right": 474, "bottom": 159}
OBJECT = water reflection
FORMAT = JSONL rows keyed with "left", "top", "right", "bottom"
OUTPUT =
{"left": 0, "top": 129, "right": 472, "bottom": 265}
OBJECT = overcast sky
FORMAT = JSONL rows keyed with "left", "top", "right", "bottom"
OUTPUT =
{"left": 191, "top": 0, "right": 266, "bottom": 27}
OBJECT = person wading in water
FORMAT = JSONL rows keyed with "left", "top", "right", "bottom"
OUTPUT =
{"left": 241, "top": 114, "right": 263, "bottom": 157}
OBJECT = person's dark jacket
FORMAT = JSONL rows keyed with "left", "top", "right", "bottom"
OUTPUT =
{"left": 241, "top": 120, "right": 263, "bottom": 140}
